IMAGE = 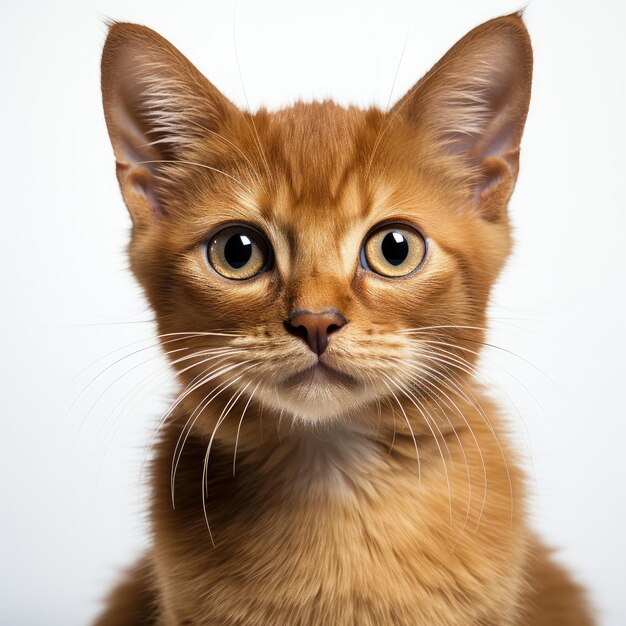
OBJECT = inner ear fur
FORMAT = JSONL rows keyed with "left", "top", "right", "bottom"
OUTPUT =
{"left": 391, "top": 13, "right": 533, "bottom": 221}
{"left": 101, "top": 23, "right": 237, "bottom": 226}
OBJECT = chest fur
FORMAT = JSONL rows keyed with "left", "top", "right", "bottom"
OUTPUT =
{"left": 150, "top": 427, "right": 527, "bottom": 625}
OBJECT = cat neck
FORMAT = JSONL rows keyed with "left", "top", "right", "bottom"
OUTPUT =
{"left": 153, "top": 394, "right": 472, "bottom": 522}
{"left": 147, "top": 392, "right": 524, "bottom": 626}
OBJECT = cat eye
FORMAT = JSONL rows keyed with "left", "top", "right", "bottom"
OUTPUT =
{"left": 207, "top": 225, "right": 271, "bottom": 280}
{"left": 362, "top": 223, "right": 427, "bottom": 278}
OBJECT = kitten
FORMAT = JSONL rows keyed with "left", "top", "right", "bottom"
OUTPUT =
{"left": 95, "top": 13, "right": 594, "bottom": 625}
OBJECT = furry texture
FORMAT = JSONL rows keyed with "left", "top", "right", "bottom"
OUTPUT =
{"left": 96, "top": 14, "right": 594, "bottom": 625}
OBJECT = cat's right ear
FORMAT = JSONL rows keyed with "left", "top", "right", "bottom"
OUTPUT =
{"left": 101, "top": 23, "right": 236, "bottom": 227}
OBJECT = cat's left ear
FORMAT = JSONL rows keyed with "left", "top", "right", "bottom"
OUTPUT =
{"left": 101, "top": 23, "right": 238, "bottom": 227}
{"left": 392, "top": 13, "right": 533, "bottom": 221}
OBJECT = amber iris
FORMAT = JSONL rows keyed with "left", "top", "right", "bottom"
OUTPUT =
{"left": 363, "top": 225, "right": 426, "bottom": 277}
{"left": 208, "top": 226, "right": 270, "bottom": 280}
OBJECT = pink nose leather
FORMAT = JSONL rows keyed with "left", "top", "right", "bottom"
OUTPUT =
{"left": 285, "top": 309, "right": 347, "bottom": 356}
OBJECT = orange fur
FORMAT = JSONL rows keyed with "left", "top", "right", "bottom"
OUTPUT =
{"left": 96, "top": 14, "right": 594, "bottom": 625}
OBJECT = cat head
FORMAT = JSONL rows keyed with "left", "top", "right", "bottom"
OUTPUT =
{"left": 101, "top": 14, "right": 532, "bottom": 426}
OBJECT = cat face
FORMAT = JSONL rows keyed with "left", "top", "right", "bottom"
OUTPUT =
{"left": 101, "top": 16, "right": 532, "bottom": 424}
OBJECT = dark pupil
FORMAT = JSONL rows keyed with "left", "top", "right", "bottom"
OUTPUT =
{"left": 381, "top": 231, "right": 409, "bottom": 266}
{"left": 224, "top": 233, "right": 253, "bottom": 269}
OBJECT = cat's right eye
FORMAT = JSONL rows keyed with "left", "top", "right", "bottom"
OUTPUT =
{"left": 206, "top": 225, "right": 271, "bottom": 280}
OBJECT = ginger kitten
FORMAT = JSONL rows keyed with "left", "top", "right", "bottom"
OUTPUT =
{"left": 96, "top": 13, "right": 594, "bottom": 625}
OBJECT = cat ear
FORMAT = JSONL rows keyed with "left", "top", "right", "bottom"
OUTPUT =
{"left": 392, "top": 13, "right": 533, "bottom": 221}
{"left": 101, "top": 23, "right": 237, "bottom": 226}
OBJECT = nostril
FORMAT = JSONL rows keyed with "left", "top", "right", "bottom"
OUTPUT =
{"left": 284, "top": 320, "right": 308, "bottom": 341}
{"left": 327, "top": 324, "right": 341, "bottom": 335}
{"left": 285, "top": 309, "right": 348, "bottom": 356}
{"left": 294, "top": 325, "right": 308, "bottom": 340}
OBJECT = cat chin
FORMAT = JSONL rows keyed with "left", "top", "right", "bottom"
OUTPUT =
{"left": 256, "top": 383, "right": 380, "bottom": 424}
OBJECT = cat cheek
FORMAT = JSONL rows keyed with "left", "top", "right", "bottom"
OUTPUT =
{"left": 116, "top": 163, "right": 162, "bottom": 226}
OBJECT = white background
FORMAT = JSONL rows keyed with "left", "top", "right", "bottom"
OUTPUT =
{"left": 1, "top": 0, "right": 625, "bottom": 624}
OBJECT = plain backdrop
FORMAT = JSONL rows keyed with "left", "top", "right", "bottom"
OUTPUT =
{"left": 1, "top": 0, "right": 625, "bottom": 624}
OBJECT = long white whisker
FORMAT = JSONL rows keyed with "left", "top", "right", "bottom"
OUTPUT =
{"left": 385, "top": 373, "right": 453, "bottom": 523}
{"left": 202, "top": 379, "right": 254, "bottom": 545}
{"left": 381, "top": 376, "right": 421, "bottom": 486}
{"left": 233, "top": 381, "right": 261, "bottom": 477}
{"left": 386, "top": 356, "right": 489, "bottom": 530}
{"left": 136, "top": 159, "right": 255, "bottom": 196}
{"left": 170, "top": 361, "right": 257, "bottom": 507}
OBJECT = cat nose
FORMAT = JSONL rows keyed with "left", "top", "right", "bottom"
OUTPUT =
{"left": 285, "top": 309, "right": 347, "bottom": 356}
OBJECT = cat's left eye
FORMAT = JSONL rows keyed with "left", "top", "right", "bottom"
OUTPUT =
{"left": 361, "top": 223, "right": 427, "bottom": 278}
{"left": 206, "top": 226, "right": 271, "bottom": 280}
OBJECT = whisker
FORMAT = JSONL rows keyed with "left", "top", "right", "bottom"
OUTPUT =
{"left": 415, "top": 337, "right": 553, "bottom": 430}
{"left": 85, "top": 350, "right": 243, "bottom": 490}
{"left": 413, "top": 342, "right": 538, "bottom": 472}
{"left": 170, "top": 361, "right": 258, "bottom": 506}
{"left": 364, "top": 53, "right": 466, "bottom": 181}
{"left": 202, "top": 379, "right": 255, "bottom": 545}
{"left": 385, "top": 355, "right": 490, "bottom": 530}
{"left": 385, "top": 373, "right": 453, "bottom": 523}
{"left": 58, "top": 330, "right": 241, "bottom": 425}
{"left": 388, "top": 360, "right": 474, "bottom": 535}
{"left": 380, "top": 376, "right": 421, "bottom": 486}
{"left": 401, "top": 325, "right": 580, "bottom": 423}
{"left": 180, "top": 118, "right": 268, "bottom": 194}
{"left": 92, "top": 348, "right": 243, "bottom": 454}
{"left": 232, "top": 7, "right": 275, "bottom": 189}
{"left": 136, "top": 159, "right": 255, "bottom": 196}
{"left": 233, "top": 380, "right": 262, "bottom": 477}
{"left": 69, "top": 346, "right": 191, "bottom": 454}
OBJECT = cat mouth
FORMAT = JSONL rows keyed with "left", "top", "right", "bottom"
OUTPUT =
{"left": 281, "top": 361, "right": 358, "bottom": 389}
